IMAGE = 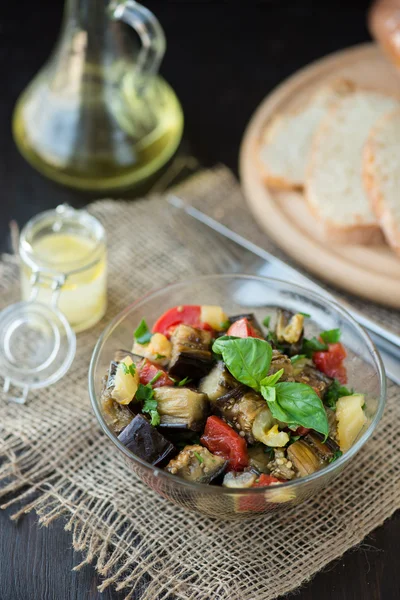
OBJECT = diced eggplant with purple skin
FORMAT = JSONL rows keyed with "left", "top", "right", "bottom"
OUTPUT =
{"left": 153, "top": 387, "right": 209, "bottom": 431}
{"left": 168, "top": 324, "right": 214, "bottom": 380}
{"left": 106, "top": 361, "right": 119, "bottom": 389}
{"left": 295, "top": 364, "right": 333, "bottom": 399}
{"left": 199, "top": 361, "right": 241, "bottom": 402}
{"left": 228, "top": 313, "right": 263, "bottom": 336}
{"left": 165, "top": 444, "right": 227, "bottom": 483}
{"left": 118, "top": 414, "right": 176, "bottom": 466}
{"left": 275, "top": 309, "right": 304, "bottom": 356}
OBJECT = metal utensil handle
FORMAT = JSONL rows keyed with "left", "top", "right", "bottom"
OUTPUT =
{"left": 167, "top": 195, "right": 400, "bottom": 383}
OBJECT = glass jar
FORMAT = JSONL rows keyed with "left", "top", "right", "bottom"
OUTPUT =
{"left": 0, "top": 205, "right": 107, "bottom": 404}
{"left": 20, "top": 205, "right": 107, "bottom": 333}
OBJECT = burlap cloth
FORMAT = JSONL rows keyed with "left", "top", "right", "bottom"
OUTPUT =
{"left": 0, "top": 166, "right": 399, "bottom": 600}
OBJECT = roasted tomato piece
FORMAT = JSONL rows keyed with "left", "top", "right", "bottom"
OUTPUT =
{"left": 138, "top": 359, "right": 174, "bottom": 388}
{"left": 252, "top": 474, "right": 283, "bottom": 487}
{"left": 152, "top": 305, "right": 213, "bottom": 338}
{"left": 313, "top": 342, "right": 347, "bottom": 384}
{"left": 226, "top": 317, "right": 263, "bottom": 339}
{"left": 200, "top": 415, "right": 248, "bottom": 471}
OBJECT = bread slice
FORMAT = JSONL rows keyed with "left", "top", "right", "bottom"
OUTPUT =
{"left": 364, "top": 108, "right": 400, "bottom": 256}
{"left": 306, "top": 91, "right": 400, "bottom": 244}
{"left": 258, "top": 79, "right": 354, "bottom": 190}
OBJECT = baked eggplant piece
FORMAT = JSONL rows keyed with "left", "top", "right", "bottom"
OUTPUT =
{"left": 269, "top": 349, "right": 294, "bottom": 380}
{"left": 247, "top": 445, "right": 272, "bottom": 474}
{"left": 222, "top": 471, "right": 257, "bottom": 488}
{"left": 215, "top": 389, "right": 267, "bottom": 443}
{"left": 101, "top": 396, "right": 134, "bottom": 434}
{"left": 304, "top": 431, "right": 340, "bottom": 462}
{"left": 154, "top": 386, "right": 209, "bottom": 431}
{"left": 118, "top": 414, "right": 176, "bottom": 466}
{"left": 287, "top": 440, "right": 322, "bottom": 477}
{"left": 228, "top": 313, "right": 263, "bottom": 336}
{"left": 295, "top": 364, "right": 333, "bottom": 398}
{"left": 275, "top": 310, "right": 304, "bottom": 356}
{"left": 168, "top": 324, "right": 214, "bottom": 379}
{"left": 199, "top": 361, "right": 240, "bottom": 402}
{"left": 165, "top": 444, "right": 227, "bottom": 483}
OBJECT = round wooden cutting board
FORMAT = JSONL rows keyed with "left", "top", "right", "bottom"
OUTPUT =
{"left": 240, "top": 43, "right": 400, "bottom": 308}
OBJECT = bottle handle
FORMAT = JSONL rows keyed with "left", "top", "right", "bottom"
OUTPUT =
{"left": 110, "top": 0, "right": 166, "bottom": 87}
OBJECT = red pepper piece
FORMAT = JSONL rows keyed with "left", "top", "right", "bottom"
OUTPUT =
{"left": 313, "top": 342, "right": 348, "bottom": 384}
{"left": 200, "top": 415, "right": 248, "bottom": 471}
{"left": 226, "top": 318, "right": 263, "bottom": 339}
{"left": 138, "top": 359, "right": 174, "bottom": 388}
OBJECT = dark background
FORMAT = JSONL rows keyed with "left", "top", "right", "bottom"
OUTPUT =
{"left": 1, "top": 1, "right": 400, "bottom": 599}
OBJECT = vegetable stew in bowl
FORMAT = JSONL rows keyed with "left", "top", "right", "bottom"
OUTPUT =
{"left": 100, "top": 304, "right": 371, "bottom": 489}
{"left": 90, "top": 276, "right": 385, "bottom": 518}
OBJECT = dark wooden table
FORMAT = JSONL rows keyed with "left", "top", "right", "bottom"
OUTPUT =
{"left": 1, "top": 1, "right": 399, "bottom": 599}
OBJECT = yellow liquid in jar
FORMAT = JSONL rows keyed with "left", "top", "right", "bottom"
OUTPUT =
{"left": 21, "top": 233, "right": 107, "bottom": 332}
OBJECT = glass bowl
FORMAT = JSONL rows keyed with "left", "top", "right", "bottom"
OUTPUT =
{"left": 89, "top": 275, "right": 386, "bottom": 519}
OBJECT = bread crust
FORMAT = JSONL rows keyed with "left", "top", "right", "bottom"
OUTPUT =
{"left": 363, "top": 108, "right": 400, "bottom": 255}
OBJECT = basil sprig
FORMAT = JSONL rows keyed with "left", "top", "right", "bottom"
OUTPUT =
{"left": 260, "top": 382, "right": 329, "bottom": 437}
{"left": 213, "top": 336, "right": 272, "bottom": 392}
{"left": 212, "top": 336, "right": 329, "bottom": 436}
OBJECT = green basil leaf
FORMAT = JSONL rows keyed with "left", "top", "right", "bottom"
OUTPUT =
{"left": 261, "top": 385, "right": 276, "bottom": 404}
{"left": 212, "top": 337, "right": 273, "bottom": 391}
{"left": 262, "top": 381, "right": 329, "bottom": 437}
{"left": 212, "top": 335, "right": 240, "bottom": 354}
{"left": 260, "top": 368, "right": 284, "bottom": 387}
{"left": 134, "top": 318, "right": 152, "bottom": 345}
{"left": 320, "top": 328, "right": 341, "bottom": 344}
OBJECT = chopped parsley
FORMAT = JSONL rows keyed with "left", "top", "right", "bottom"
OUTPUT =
{"left": 136, "top": 383, "right": 160, "bottom": 426}
{"left": 121, "top": 362, "right": 136, "bottom": 376}
{"left": 193, "top": 451, "right": 204, "bottom": 464}
{"left": 154, "top": 353, "right": 166, "bottom": 360}
{"left": 262, "top": 316, "right": 271, "bottom": 328}
{"left": 324, "top": 379, "right": 353, "bottom": 410}
{"left": 299, "top": 312, "right": 311, "bottom": 318}
{"left": 134, "top": 319, "right": 152, "bottom": 345}
{"left": 329, "top": 450, "right": 343, "bottom": 463}
{"left": 320, "top": 328, "right": 341, "bottom": 344}
{"left": 290, "top": 354, "right": 306, "bottom": 364}
{"left": 149, "top": 371, "right": 163, "bottom": 385}
{"left": 176, "top": 376, "right": 192, "bottom": 387}
{"left": 302, "top": 337, "right": 328, "bottom": 357}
